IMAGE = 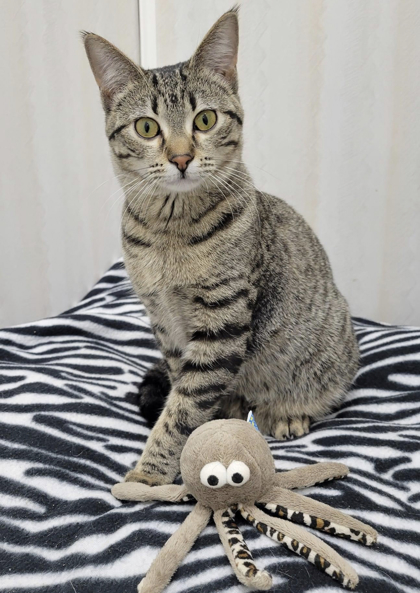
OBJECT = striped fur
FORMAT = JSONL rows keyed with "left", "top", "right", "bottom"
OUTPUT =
{"left": 83, "top": 8, "right": 359, "bottom": 485}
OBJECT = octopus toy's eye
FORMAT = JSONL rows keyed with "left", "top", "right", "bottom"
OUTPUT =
{"left": 227, "top": 461, "right": 250, "bottom": 487}
{"left": 200, "top": 462, "right": 227, "bottom": 489}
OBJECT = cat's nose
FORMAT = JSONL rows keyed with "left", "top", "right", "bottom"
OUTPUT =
{"left": 169, "top": 153, "right": 193, "bottom": 172}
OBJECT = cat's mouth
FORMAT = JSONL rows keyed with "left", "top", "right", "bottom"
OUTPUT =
{"left": 163, "top": 173, "right": 202, "bottom": 193}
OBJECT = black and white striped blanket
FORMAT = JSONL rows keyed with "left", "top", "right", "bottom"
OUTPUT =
{"left": 0, "top": 261, "right": 419, "bottom": 593}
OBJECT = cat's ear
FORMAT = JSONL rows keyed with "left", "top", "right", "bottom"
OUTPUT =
{"left": 190, "top": 8, "right": 239, "bottom": 83}
{"left": 82, "top": 32, "right": 144, "bottom": 109}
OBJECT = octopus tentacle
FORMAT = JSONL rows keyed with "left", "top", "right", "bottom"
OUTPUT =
{"left": 239, "top": 503, "right": 359, "bottom": 590}
{"left": 214, "top": 506, "right": 272, "bottom": 591}
{"left": 275, "top": 462, "right": 349, "bottom": 490}
{"left": 112, "top": 482, "right": 190, "bottom": 503}
{"left": 258, "top": 487, "right": 377, "bottom": 546}
{"left": 137, "top": 502, "right": 211, "bottom": 593}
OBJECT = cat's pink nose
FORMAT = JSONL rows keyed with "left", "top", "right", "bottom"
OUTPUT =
{"left": 169, "top": 153, "right": 193, "bottom": 172}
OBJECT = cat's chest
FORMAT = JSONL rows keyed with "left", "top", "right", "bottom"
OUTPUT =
{"left": 124, "top": 249, "right": 195, "bottom": 349}
{"left": 147, "top": 290, "right": 189, "bottom": 350}
{"left": 123, "top": 228, "right": 230, "bottom": 349}
{"left": 124, "top": 238, "right": 214, "bottom": 289}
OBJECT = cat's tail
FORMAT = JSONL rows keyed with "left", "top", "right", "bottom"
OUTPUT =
{"left": 137, "top": 359, "right": 171, "bottom": 427}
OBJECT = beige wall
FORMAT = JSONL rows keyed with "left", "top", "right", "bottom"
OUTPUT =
{"left": 0, "top": 0, "right": 139, "bottom": 327}
{"left": 154, "top": 0, "right": 420, "bottom": 326}
{"left": 1, "top": 0, "right": 419, "bottom": 327}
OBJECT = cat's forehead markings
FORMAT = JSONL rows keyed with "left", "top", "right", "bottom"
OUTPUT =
{"left": 189, "top": 93, "right": 197, "bottom": 112}
{"left": 151, "top": 94, "right": 159, "bottom": 116}
{"left": 148, "top": 69, "right": 187, "bottom": 116}
{"left": 148, "top": 64, "right": 209, "bottom": 118}
{"left": 151, "top": 72, "right": 159, "bottom": 88}
{"left": 149, "top": 62, "right": 186, "bottom": 90}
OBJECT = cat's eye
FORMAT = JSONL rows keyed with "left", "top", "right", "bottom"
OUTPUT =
{"left": 135, "top": 117, "right": 160, "bottom": 138}
{"left": 194, "top": 110, "right": 217, "bottom": 132}
{"left": 200, "top": 461, "right": 227, "bottom": 488}
{"left": 227, "top": 461, "right": 250, "bottom": 487}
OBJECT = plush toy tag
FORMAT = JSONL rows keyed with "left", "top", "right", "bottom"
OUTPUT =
{"left": 247, "top": 410, "right": 259, "bottom": 431}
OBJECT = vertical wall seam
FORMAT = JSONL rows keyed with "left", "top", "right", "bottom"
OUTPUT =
{"left": 135, "top": 0, "right": 141, "bottom": 65}
{"left": 139, "top": 0, "right": 157, "bottom": 69}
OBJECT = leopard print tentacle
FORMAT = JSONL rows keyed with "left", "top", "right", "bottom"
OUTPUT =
{"left": 214, "top": 506, "right": 272, "bottom": 590}
{"left": 257, "top": 502, "right": 375, "bottom": 546}
{"left": 239, "top": 504, "right": 358, "bottom": 590}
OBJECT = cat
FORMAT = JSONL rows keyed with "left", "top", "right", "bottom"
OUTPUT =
{"left": 83, "top": 7, "right": 359, "bottom": 486}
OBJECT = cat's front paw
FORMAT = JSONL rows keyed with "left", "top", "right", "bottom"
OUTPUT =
{"left": 273, "top": 415, "right": 310, "bottom": 440}
{"left": 124, "top": 468, "right": 169, "bottom": 486}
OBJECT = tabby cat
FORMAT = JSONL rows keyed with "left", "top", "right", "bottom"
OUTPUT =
{"left": 83, "top": 8, "right": 359, "bottom": 485}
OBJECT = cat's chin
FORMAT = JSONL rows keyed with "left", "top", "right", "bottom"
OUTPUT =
{"left": 162, "top": 177, "right": 203, "bottom": 194}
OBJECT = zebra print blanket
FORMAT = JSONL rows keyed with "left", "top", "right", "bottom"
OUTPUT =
{"left": 0, "top": 261, "right": 419, "bottom": 593}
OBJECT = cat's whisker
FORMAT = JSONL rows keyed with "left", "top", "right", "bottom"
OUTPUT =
{"left": 123, "top": 179, "right": 150, "bottom": 209}
{"left": 132, "top": 164, "right": 160, "bottom": 173}
{"left": 140, "top": 177, "right": 162, "bottom": 219}
{"left": 109, "top": 173, "right": 153, "bottom": 210}
{"left": 120, "top": 177, "right": 158, "bottom": 223}
{"left": 208, "top": 175, "right": 240, "bottom": 219}
{"left": 213, "top": 166, "right": 250, "bottom": 200}
{"left": 88, "top": 172, "right": 134, "bottom": 199}
{"left": 209, "top": 173, "right": 243, "bottom": 216}
{"left": 141, "top": 173, "right": 166, "bottom": 214}
{"left": 216, "top": 157, "right": 284, "bottom": 185}
{"left": 220, "top": 165, "right": 257, "bottom": 187}
{"left": 103, "top": 167, "right": 163, "bottom": 211}
{"left": 206, "top": 173, "right": 236, "bottom": 220}
{"left": 217, "top": 164, "right": 258, "bottom": 193}
{"left": 106, "top": 179, "right": 144, "bottom": 225}
{"left": 221, "top": 171, "right": 260, "bottom": 205}
{"left": 200, "top": 177, "right": 212, "bottom": 201}
{"left": 125, "top": 175, "right": 156, "bottom": 211}
{"left": 108, "top": 174, "right": 154, "bottom": 223}
{"left": 220, "top": 180, "right": 250, "bottom": 219}
{"left": 102, "top": 177, "right": 142, "bottom": 212}
{"left": 218, "top": 169, "right": 262, "bottom": 232}
{"left": 103, "top": 185, "right": 138, "bottom": 222}
{"left": 229, "top": 183, "right": 262, "bottom": 232}
{"left": 218, "top": 178, "right": 256, "bottom": 231}
{"left": 222, "top": 173, "right": 257, "bottom": 197}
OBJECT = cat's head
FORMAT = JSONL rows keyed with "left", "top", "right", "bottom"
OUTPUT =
{"left": 83, "top": 8, "right": 243, "bottom": 195}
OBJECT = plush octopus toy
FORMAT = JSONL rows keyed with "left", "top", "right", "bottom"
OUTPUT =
{"left": 112, "top": 419, "right": 377, "bottom": 592}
